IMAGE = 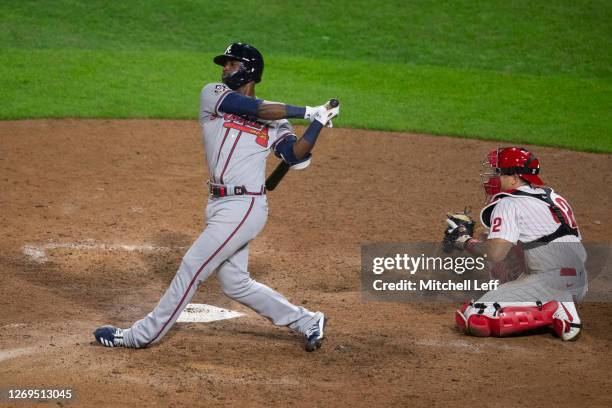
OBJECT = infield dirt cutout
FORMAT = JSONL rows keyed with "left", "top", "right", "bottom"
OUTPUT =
{"left": 1, "top": 120, "right": 611, "bottom": 407}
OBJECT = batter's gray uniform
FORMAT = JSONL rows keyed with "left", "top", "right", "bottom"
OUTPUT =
{"left": 121, "top": 83, "right": 320, "bottom": 348}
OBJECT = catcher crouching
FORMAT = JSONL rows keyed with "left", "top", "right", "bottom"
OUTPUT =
{"left": 443, "top": 147, "right": 586, "bottom": 341}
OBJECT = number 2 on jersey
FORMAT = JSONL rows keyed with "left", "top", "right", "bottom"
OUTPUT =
{"left": 491, "top": 217, "right": 502, "bottom": 232}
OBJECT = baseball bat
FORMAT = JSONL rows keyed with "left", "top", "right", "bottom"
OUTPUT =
{"left": 265, "top": 99, "right": 339, "bottom": 191}
{"left": 265, "top": 161, "right": 291, "bottom": 191}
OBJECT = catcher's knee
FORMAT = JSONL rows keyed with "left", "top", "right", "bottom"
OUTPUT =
{"left": 455, "top": 300, "right": 576, "bottom": 338}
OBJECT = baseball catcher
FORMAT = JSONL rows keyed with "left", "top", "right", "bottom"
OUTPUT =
{"left": 443, "top": 147, "right": 586, "bottom": 341}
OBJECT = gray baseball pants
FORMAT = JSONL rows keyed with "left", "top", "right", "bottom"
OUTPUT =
{"left": 123, "top": 196, "right": 318, "bottom": 348}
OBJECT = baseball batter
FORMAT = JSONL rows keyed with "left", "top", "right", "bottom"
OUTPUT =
{"left": 93, "top": 42, "right": 339, "bottom": 352}
{"left": 444, "top": 147, "right": 586, "bottom": 340}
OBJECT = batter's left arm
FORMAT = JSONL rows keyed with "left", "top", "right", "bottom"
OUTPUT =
{"left": 266, "top": 121, "right": 325, "bottom": 191}
{"left": 267, "top": 100, "right": 340, "bottom": 191}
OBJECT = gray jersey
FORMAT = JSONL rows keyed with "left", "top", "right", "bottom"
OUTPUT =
{"left": 199, "top": 83, "right": 294, "bottom": 189}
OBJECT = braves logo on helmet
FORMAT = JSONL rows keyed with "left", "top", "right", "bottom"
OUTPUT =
{"left": 480, "top": 147, "right": 544, "bottom": 202}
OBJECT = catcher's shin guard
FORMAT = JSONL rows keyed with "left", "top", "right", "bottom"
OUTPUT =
{"left": 455, "top": 301, "right": 470, "bottom": 332}
{"left": 455, "top": 301, "right": 581, "bottom": 340}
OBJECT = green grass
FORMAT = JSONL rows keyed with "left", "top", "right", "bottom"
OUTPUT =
{"left": 1, "top": 0, "right": 611, "bottom": 152}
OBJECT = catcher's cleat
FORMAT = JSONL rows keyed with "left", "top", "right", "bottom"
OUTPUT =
{"left": 552, "top": 302, "right": 582, "bottom": 341}
{"left": 93, "top": 325, "right": 126, "bottom": 348}
{"left": 304, "top": 313, "right": 326, "bottom": 352}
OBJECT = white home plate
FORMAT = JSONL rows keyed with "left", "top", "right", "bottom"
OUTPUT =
{"left": 177, "top": 304, "right": 245, "bottom": 323}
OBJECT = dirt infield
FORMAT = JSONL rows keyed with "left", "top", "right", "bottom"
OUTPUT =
{"left": 1, "top": 120, "right": 611, "bottom": 407}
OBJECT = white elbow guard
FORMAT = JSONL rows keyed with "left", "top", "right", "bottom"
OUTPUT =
{"left": 287, "top": 153, "right": 312, "bottom": 170}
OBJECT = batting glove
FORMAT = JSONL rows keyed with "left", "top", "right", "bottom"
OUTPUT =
{"left": 305, "top": 101, "right": 340, "bottom": 128}
{"left": 304, "top": 106, "right": 318, "bottom": 121}
{"left": 314, "top": 102, "right": 340, "bottom": 127}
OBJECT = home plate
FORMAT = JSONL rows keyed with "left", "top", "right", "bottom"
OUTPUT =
{"left": 177, "top": 304, "right": 245, "bottom": 323}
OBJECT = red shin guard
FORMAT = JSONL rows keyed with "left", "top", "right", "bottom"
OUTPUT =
{"left": 457, "top": 301, "right": 559, "bottom": 337}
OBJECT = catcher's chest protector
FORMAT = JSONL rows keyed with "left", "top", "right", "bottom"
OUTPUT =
{"left": 480, "top": 188, "right": 579, "bottom": 247}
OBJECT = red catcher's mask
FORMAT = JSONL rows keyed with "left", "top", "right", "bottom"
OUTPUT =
{"left": 480, "top": 147, "right": 544, "bottom": 202}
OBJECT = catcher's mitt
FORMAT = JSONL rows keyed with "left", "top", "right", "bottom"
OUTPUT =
{"left": 442, "top": 209, "right": 475, "bottom": 253}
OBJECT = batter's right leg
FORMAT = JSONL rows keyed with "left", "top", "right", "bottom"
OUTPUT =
{"left": 217, "top": 244, "right": 321, "bottom": 335}
{"left": 94, "top": 197, "right": 265, "bottom": 348}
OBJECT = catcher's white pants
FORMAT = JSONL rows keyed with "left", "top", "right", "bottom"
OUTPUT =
{"left": 477, "top": 267, "right": 587, "bottom": 303}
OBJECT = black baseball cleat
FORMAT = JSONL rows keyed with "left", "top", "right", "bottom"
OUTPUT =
{"left": 93, "top": 325, "right": 126, "bottom": 348}
{"left": 304, "top": 313, "right": 327, "bottom": 352}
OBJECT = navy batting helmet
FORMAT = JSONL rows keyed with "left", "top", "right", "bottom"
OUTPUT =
{"left": 213, "top": 42, "right": 264, "bottom": 90}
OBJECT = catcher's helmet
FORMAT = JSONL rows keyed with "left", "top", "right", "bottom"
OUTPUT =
{"left": 213, "top": 42, "right": 264, "bottom": 90}
{"left": 481, "top": 147, "right": 544, "bottom": 201}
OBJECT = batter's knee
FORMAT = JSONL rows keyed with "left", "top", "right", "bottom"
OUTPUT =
{"left": 181, "top": 251, "right": 202, "bottom": 272}
{"left": 218, "top": 272, "right": 255, "bottom": 299}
